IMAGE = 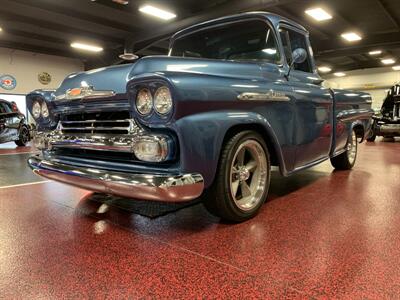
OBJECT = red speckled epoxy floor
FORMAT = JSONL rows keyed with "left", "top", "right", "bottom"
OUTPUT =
{"left": 0, "top": 140, "right": 400, "bottom": 298}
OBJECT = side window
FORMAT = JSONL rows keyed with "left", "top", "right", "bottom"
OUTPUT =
{"left": 1, "top": 103, "right": 13, "bottom": 113}
{"left": 279, "top": 27, "right": 313, "bottom": 73}
{"left": 0, "top": 103, "right": 6, "bottom": 114}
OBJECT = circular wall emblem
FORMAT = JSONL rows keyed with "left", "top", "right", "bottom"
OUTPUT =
{"left": 38, "top": 72, "right": 52, "bottom": 85}
{"left": 0, "top": 75, "right": 17, "bottom": 90}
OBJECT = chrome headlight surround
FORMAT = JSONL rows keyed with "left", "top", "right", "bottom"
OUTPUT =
{"left": 135, "top": 88, "right": 153, "bottom": 116}
{"left": 41, "top": 102, "right": 50, "bottom": 118}
{"left": 130, "top": 80, "right": 175, "bottom": 122}
{"left": 154, "top": 86, "right": 173, "bottom": 115}
{"left": 32, "top": 101, "right": 42, "bottom": 119}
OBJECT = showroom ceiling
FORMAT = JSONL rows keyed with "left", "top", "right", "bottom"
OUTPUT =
{"left": 0, "top": 0, "right": 400, "bottom": 73}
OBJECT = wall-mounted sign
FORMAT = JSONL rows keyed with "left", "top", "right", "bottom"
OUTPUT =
{"left": 38, "top": 72, "right": 52, "bottom": 85}
{"left": 0, "top": 74, "right": 17, "bottom": 90}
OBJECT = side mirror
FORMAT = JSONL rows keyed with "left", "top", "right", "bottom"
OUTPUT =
{"left": 292, "top": 48, "right": 307, "bottom": 64}
{"left": 285, "top": 48, "right": 308, "bottom": 80}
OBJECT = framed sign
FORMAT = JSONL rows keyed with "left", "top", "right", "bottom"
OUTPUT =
{"left": 0, "top": 75, "right": 17, "bottom": 90}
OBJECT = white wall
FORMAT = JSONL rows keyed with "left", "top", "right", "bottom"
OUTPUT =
{"left": 0, "top": 47, "right": 84, "bottom": 95}
{"left": 0, "top": 94, "right": 27, "bottom": 117}
{"left": 323, "top": 67, "right": 400, "bottom": 109}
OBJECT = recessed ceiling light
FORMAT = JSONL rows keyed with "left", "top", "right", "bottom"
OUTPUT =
{"left": 392, "top": 65, "right": 400, "bottom": 71}
{"left": 112, "top": 0, "right": 129, "bottom": 4}
{"left": 71, "top": 42, "right": 103, "bottom": 52}
{"left": 139, "top": 5, "right": 176, "bottom": 20}
{"left": 305, "top": 8, "right": 332, "bottom": 21}
{"left": 318, "top": 66, "right": 332, "bottom": 73}
{"left": 369, "top": 50, "right": 382, "bottom": 56}
{"left": 0, "top": 27, "right": 2, "bottom": 32}
{"left": 334, "top": 72, "right": 346, "bottom": 77}
{"left": 381, "top": 58, "right": 396, "bottom": 65}
{"left": 341, "top": 32, "right": 362, "bottom": 42}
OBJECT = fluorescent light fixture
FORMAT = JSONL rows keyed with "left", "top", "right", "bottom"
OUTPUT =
{"left": 369, "top": 50, "right": 382, "bottom": 56}
{"left": 305, "top": 8, "right": 332, "bottom": 21}
{"left": 71, "top": 42, "right": 103, "bottom": 52}
{"left": 381, "top": 58, "right": 396, "bottom": 65}
{"left": 392, "top": 65, "right": 400, "bottom": 71}
{"left": 262, "top": 48, "right": 277, "bottom": 55}
{"left": 318, "top": 66, "right": 332, "bottom": 73}
{"left": 139, "top": 5, "right": 176, "bottom": 20}
{"left": 334, "top": 72, "right": 346, "bottom": 77}
{"left": 341, "top": 32, "right": 362, "bottom": 42}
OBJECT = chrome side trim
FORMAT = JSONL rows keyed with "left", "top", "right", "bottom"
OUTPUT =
{"left": 237, "top": 91, "right": 290, "bottom": 102}
{"left": 28, "top": 155, "right": 204, "bottom": 202}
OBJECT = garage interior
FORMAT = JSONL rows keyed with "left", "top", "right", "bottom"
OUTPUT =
{"left": 1, "top": 0, "right": 400, "bottom": 298}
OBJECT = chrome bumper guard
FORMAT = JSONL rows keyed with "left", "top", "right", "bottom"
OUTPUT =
{"left": 28, "top": 155, "right": 204, "bottom": 202}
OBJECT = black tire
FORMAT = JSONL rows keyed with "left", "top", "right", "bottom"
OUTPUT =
{"left": 366, "top": 133, "right": 376, "bottom": 142}
{"left": 203, "top": 131, "right": 271, "bottom": 222}
{"left": 331, "top": 129, "right": 358, "bottom": 170}
{"left": 15, "top": 126, "right": 29, "bottom": 147}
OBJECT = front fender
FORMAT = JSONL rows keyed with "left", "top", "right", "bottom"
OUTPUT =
{"left": 170, "top": 110, "right": 287, "bottom": 188}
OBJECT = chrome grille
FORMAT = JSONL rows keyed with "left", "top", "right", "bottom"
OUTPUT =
{"left": 60, "top": 119, "right": 134, "bottom": 134}
{"left": 59, "top": 111, "right": 139, "bottom": 135}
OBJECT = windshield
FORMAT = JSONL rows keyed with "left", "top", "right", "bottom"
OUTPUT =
{"left": 170, "top": 20, "right": 280, "bottom": 64}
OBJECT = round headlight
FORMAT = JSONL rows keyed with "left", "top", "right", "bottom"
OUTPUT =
{"left": 41, "top": 102, "right": 49, "bottom": 118}
{"left": 32, "top": 101, "right": 41, "bottom": 119}
{"left": 136, "top": 88, "right": 153, "bottom": 115}
{"left": 154, "top": 86, "right": 173, "bottom": 115}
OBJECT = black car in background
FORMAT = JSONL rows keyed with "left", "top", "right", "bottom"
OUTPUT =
{"left": 0, "top": 99, "right": 31, "bottom": 146}
{"left": 367, "top": 84, "right": 400, "bottom": 142}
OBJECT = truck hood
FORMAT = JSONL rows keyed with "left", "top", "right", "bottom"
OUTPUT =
{"left": 54, "top": 56, "right": 264, "bottom": 98}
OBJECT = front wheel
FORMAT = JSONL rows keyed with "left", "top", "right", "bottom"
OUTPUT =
{"left": 366, "top": 132, "right": 376, "bottom": 142}
{"left": 330, "top": 130, "right": 358, "bottom": 170}
{"left": 203, "top": 131, "right": 271, "bottom": 222}
{"left": 15, "top": 126, "right": 30, "bottom": 147}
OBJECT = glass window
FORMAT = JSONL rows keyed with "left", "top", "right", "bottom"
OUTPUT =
{"left": 279, "top": 27, "right": 313, "bottom": 73}
{"left": 0, "top": 103, "right": 13, "bottom": 113}
{"left": 170, "top": 20, "right": 281, "bottom": 64}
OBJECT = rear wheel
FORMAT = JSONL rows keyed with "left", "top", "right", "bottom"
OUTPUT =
{"left": 203, "top": 131, "right": 271, "bottom": 222}
{"left": 330, "top": 130, "right": 358, "bottom": 170}
{"left": 15, "top": 126, "right": 29, "bottom": 147}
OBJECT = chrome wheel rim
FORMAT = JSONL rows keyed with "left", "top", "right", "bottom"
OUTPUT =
{"left": 21, "top": 128, "right": 29, "bottom": 144}
{"left": 347, "top": 131, "right": 357, "bottom": 164}
{"left": 229, "top": 140, "right": 268, "bottom": 211}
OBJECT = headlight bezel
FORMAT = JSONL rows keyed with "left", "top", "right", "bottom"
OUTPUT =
{"left": 41, "top": 102, "right": 50, "bottom": 118}
{"left": 32, "top": 101, "right": 42, "bottom": 119}
{"left": 153, "top": 86, "right": 173, "bottom": 115}
{"left": 135, "top": 88, "right": 153, "bottom": 116}
{"left": 131, "top": 80, "right": 175, "bottom": 121}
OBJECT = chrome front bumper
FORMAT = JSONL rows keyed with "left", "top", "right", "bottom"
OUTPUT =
{"left": 377, "top": 124, "right": 400, "bottom": 134}
{"left": 28, "top": 155, "right": 204, "bottom": 202}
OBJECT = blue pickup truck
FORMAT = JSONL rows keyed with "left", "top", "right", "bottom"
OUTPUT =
{"left": 27, "top": 12, "right": 373, "bottom": 222}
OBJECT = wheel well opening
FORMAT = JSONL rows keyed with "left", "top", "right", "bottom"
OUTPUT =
{"left": 223, "top": 124, "right": 280, "bottom": 167}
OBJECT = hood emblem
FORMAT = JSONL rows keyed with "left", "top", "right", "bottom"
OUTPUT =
{"left": 55, "top": 86, "right": 116, "bottom": 101}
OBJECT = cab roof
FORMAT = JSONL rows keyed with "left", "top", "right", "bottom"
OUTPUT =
{"left": 171, "top": 11, "right": 308, "bottom": 42}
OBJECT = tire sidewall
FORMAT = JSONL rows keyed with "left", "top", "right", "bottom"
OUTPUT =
{"left": 220, "top": 132, "right": 271, "bottom": 219}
